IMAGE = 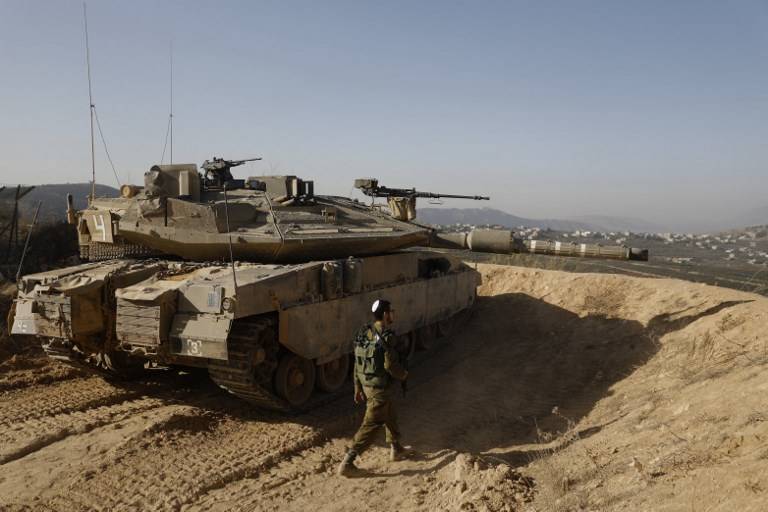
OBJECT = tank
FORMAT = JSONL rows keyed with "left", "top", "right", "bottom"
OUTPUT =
{"left": 9, "top": 157, "right": 649, "bottom": 411}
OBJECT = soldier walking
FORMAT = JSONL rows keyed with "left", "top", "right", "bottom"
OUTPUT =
{"left": 338, "top": 299, "right": 412, "bottom": 476}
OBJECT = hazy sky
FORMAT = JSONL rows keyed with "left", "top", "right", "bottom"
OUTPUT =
{"left": 0, "top": 1, "right": 766, "bottom": 231}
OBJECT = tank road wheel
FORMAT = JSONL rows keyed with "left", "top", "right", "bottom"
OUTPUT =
{"left": 274, "top": 353, "right": 316, "bottom": 408}
{"left": 316, "top": 354, "right": 349, "bottom": 393}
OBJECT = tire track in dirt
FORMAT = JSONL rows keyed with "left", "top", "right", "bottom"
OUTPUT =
{"left": 0, "top": 396, "right": 168, "bottom": 465}
{"left": 187, "top": 439, "right": 367, "bottom": 512}
{"left": 43, "top": 410, "right": 340, "bottom": 511}
{"left": 0, "top": 399, "right": 184, "bottom": 509}
{"left": 2, "top": 375, "right": 358, "bottom": 512}
{"left": 183, "top": 323, "right": 481, "bottom": 509}
{"left": 0, "top": 358, "right": 359, "bottom": 511}
{"left": 0, "top": 377, "right": 142, "bottom": 426}
{"left": 0, "top": 358, "right": 88, "bottom": 393}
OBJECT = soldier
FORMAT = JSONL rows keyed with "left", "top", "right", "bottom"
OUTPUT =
{"left": 337, "top": 299, "right": 412, "bottom": 476}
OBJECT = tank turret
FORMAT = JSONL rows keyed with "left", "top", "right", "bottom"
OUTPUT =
{"left": 73, "top": 164, "right": 646, "bottom": 263}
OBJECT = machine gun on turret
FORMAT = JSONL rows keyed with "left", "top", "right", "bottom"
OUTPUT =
{"left": 354, "top": 178, "right": 489, "bottom": 201}
{"left": 202, "top": 157, "right": 262, "bottom": 189}
{"left": 354, "top": 178, "right": 489, "bottom": 221}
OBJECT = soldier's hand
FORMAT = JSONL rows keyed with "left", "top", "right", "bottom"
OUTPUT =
{"left": 354, "top": 390, "right": 366, "bottom": 404}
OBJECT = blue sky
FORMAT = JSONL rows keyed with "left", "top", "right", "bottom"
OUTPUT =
{"left": 0, "top": 1, "right": 766, "bottom": 231}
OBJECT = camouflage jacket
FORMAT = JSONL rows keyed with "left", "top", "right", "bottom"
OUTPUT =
{"left": 353, "top": 321, "right": 408, "bottom": 394}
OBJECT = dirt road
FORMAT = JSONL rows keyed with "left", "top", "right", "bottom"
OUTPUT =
{"left": 1, "top": 265, "right": 766, "bottom": 511}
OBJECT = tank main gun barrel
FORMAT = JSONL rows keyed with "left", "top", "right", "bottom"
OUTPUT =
{"left": 411, "top": 191, "right": 490, "bottom": 201}
{"left": 354, "top": 178, "right": 489, "bottom": 201}
{"left": 433, "top": 229, "right": 649, "bottom": 261}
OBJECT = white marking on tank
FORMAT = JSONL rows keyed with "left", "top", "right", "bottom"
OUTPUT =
{"left": 186, "top": 339, "right": 202, "bottom": 356}
{"left": 179, "top": 172, "right": 188, "bottom": 195}
{"left": 94, "top": 214, "right": 107, "bottom": 241}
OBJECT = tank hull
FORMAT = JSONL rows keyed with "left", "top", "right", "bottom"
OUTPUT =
{"left": 11, "top": 251, "right": 479, "bottom": 411}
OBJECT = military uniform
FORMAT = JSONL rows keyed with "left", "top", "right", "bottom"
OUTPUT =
{"left": 338, "top": 319, "right": 409, "bottom": 475}
{"left": 350, "top": 320, "right": 408, "bottom": 454}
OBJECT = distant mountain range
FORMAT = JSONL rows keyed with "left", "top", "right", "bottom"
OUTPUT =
{"left": 567, "top": 214, "right": 667, "bottom": 233}
{"left": 417, "top": 207, "right": 665, "bottom": 233}
{"left": 3, "top": 183, "right": 119, "bottom": 223}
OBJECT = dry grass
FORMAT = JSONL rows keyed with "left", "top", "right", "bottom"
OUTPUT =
{"left": 657, "top": 323, "right": 768, "bottom": 386}
{"left": 526, "top": 408, "right": 610, "bottom": 512}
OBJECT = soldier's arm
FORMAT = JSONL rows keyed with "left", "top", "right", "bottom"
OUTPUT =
{"left": 353, "top": 370, "right": 363, "bottom": 395}
{"left": 383, "top": 336, "right": 408, "bottom": 381}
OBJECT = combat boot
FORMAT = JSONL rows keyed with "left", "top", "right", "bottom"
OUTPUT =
{"left": 337, "top": 450, "right": 358, "bottom": 477}
{"left": 390, "top": 442, "right": 415, "bottom": 462}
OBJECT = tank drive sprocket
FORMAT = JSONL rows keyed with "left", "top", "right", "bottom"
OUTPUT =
{"left": 207, "top": 317, "right": 288, "bottom": 411}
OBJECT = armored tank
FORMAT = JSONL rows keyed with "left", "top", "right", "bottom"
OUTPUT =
{"left": 10, "top": 158, "right": 648, "bottom": 411}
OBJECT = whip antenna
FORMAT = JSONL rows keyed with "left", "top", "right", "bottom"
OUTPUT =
{"left": 160, "top": 41, "right": 174, "bottom": 164}
{"left": 170, "top": 41, "right": 173, "bottom": 164}
{"left": 16, "top": 202, "right": 42, "bottom": 282}
{"left": 83, "top": 3, "right": 96, "bottom": 202}
{"left": 82, "top": 4, "right": 121, "bottom": 196}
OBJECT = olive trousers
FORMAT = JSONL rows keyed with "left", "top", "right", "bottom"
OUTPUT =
{"left": 350, "top": 385, "right": 400, "bottom": 454}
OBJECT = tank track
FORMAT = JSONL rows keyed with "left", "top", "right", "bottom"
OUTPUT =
{"left": 208, "top": 317, "right": 353, "bottom": 413}
{"left": 207, "top": 319, "right": 288, "bottom": 411}
{"left": 80, "top": 239, "right": 161, "bottom": 262}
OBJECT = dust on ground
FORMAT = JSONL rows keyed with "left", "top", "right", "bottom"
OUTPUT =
{"left": 1, "top": 264, "right": 767, "bottom": 511}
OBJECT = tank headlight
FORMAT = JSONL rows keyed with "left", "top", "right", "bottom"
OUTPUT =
{"left": 222, "top": 297, "right": 236, "bottom": 312}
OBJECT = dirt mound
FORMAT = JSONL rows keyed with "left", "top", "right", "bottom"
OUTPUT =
{"left": 1, "top": 264, "right": 766, "bottom": 511}
{"left": 472, "top": 265, "right": 768, "bottom": 511}
{"left": 430, "top": 453, "right": 536, "bottom": 511}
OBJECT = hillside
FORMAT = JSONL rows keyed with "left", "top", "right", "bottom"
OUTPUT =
{"left": 569, "top": 214, "right": 666, "bottom": 233}
{"left": 5, "top": 183, "right": 119, "bottom": 223}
